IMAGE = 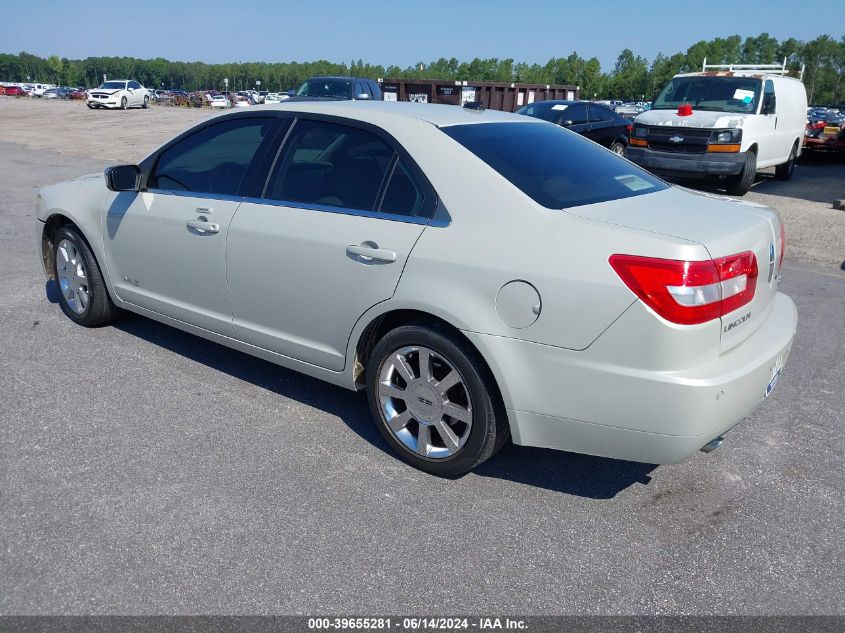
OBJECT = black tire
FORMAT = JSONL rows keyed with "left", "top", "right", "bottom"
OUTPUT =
{"left": 774, "top": 143, "right": 797, "bottom": 181}
{"left": 142, "top": 95, "right": 149, "bottom": 109}
{"left": 610, "top": 141, "right": 626, "bottom": 155}
{"left": 725, "top": 150, "right": 756, "bottom": 196}
{"left": 120, "top": 96, "right": 127, "bottom": 110}
{"left": 366, "top": 323, "right": 509, "bottom": 476}
{"left": 86, "top": 102, "right": 95, "bottom": 109}
{"left": 52, "top": 226, "right": 120, "bottom": 327}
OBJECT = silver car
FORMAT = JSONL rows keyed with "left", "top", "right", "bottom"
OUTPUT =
{"left": 36, "top": 101, "right": 797, "bottom": 476}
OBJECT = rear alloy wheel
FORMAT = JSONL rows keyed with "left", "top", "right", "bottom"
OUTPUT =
{"left": 610, "top": 141, "right": 626, "bottom": 155}
{"left": 366, "top": 325, "right": 508, "bottom": 476}
{"left": 120, "top": 96, "right": 127, "bottom": 110}
{"left": 53, "top": 226, "right": 120, "bottom": 327}
{"left": 725, "top": 150, "right": 756, "bottom": 196}
{"left": 775, "top": 144, "right": 797, "bottom": 181}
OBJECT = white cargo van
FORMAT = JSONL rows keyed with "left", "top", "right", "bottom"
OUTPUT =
{"left": 626, "top": 61, "right": 808, "bottom": 195}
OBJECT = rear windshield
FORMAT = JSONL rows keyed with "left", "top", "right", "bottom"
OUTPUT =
{"left": 653, "top": 76, "right": 762, "bottom": 114}
{"left": 442, "top": 122, "right": 666, "bottom": 209}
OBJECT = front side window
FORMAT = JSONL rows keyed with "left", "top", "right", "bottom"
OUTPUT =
{"left": 442, "top": 122, "right": 667, "bottom": 209}
{"left": 129, "top": 81, "right": 141, "bottom": 90}
{"left": 653, "top": 76, "right": 762, "bottom": 114}
{"left": 150, "top": 118, "right": 275, "bottom": 196}
{"left": 589, "top": 104, "right": 613, "bottom": 122}
{"left": 266, "top": 120, "right": 394, "bottom": 211}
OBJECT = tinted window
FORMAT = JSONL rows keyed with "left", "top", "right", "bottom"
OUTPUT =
{"left": 380, "top": 160, "right": 425, "bottom": 216}
{"left": 762, "top": 80, "right": 775, "bottom": 113}
{"left": 129, "top": 81, "right": 141, "bottom": 89}
{"left": 516, "top": 103, "right": 562, "bottom": 123}
{"left": 151, "top": 118, "right": 274, "bottom": 196}
{"left": 589, "top": 104, "right": 613, "bottom": 122}
{"left": 442, "top": 122, "right": 667, "bottom": 209}
{"left": 563, "top": 103, "right": 588, "bottom": 124}
{"left": 297, "top": 79, "right": 354, "bottom": 99}
{"left": 266, "top": 119, "right": 394, "bottom": 211}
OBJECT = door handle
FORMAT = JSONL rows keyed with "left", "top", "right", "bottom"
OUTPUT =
{"left": 346, "top": 243, "right": 397, "bottom": 263}
{"left": 187, "top": 219, "right": 220, "bottom": 234}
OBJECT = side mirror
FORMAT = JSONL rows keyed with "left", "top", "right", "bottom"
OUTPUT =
{"left": 105, "top": 165, "right": 141, "bottom": 192}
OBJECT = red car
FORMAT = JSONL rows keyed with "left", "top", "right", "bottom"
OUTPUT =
{"left": 68, "top": 88, "right": 87, "bottom": 100}
{"left": 3, "top": 86, "right": 26, "bottom": 96}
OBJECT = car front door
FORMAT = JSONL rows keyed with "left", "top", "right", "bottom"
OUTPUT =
{"left": 756, "top": 79, "right": 779, "bottom": 165}
{"left": 103, "top": 116, "right": 280, "bottom": 334}
{"left": 226, "top": 117, "right": 432, "bottom": 371}
{"left": 587, "top": 104, "right": 617, "bottom": 148}
{"left": 558, "top": 103, "right": 590, "bottom": 138}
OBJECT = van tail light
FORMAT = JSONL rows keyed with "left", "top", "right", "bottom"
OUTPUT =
{"left": 626, "top": 124, "right": 633, "bottom": 133}
{"left": 609, "top": 252, "right": 758, "bottom": 325}
{"left": 777, "top": 221, "right": 785, "bottom": 269}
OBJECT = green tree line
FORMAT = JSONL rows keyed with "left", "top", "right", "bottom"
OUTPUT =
{"left": 1, "top": 32, "right": 842, "bottom": 104}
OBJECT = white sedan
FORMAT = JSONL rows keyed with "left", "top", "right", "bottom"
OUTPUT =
{"left": 35, "top": 101, "right": 797, "bottom": 476}
{"left": 87, "top": 80, "right": 150, "bottom": 110}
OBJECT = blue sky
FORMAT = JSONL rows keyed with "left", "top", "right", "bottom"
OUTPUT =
{"left": 3, "top": 0, "right": 840, "bottom": 71}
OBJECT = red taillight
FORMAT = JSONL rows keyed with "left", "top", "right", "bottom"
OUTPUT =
{"left": 626, "top": 124, "right": 633, "bottom": 133}
{"left": 609, "top": 253, "right": 758, "bottom": 325}
{"left": 777, "top": 221, "right": 785, "bottom": 269}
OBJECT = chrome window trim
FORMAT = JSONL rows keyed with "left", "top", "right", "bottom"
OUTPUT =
{"left": 146, "top": 188, "right": 243, "bottom": 203}
{"left": 144, "top": 189, "right": 451, "bottom": 227}
{"left": 240, "top": 196, "right": 435, "bottom": 226}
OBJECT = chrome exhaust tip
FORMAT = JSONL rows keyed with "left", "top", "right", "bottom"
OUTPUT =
{"left": 700, "top": 436, "right": 724, "bottom": 453}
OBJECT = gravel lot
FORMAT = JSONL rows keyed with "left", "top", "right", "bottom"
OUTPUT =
{"left": 0, "top": 98, "right": 843, "bottom": 615}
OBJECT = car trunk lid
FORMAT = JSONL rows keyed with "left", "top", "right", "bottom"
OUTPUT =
{"left": 569, "top": 185, "right": 782, "bottom": 351}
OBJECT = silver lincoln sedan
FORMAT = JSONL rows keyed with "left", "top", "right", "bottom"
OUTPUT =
{"left": 36, "top": 101, "right": 797, "bottom": 476}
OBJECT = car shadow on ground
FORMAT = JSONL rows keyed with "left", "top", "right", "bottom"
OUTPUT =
{"left": 667, "top": 151, "right": 845, "bottom": 204}
{"left": 102, "top": 306, "right": 656, "bottom": 499}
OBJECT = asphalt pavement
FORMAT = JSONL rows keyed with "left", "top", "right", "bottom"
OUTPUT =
{"left": 1, "top": 142, "right": 842, "bottom": 615}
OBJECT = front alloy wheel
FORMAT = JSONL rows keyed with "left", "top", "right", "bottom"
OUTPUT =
{"left": 56, "top": 238, "right": 90, "bottom": 314}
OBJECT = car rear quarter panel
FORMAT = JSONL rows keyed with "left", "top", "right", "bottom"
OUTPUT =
{"left": 388, "top": 124, "right": 710, "bottom": 351}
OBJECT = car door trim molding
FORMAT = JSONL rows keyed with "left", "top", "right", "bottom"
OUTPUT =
{"left": 239, "top": 195, "right": 435, "bottom": 226}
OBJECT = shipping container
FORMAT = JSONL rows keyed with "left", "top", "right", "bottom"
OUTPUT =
{"left": 379, "top": 78, "right": 579, "bottom": 111}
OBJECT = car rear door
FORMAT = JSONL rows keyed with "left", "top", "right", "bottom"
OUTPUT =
{"left": 226, "top": 117, "right": 432, "bottom": 371}
{"left": 103, "top": 115, "right": 281, "bottom": 335}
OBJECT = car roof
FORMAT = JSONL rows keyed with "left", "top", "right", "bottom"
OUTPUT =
{"left": 253, "top": 100, "right": 532, "bottom": 128}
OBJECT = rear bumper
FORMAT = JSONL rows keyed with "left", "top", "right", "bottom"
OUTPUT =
{"left": 465, "top": 292, "right": 798, "bottom": 464}
{"left": 626, "top": 146, "right": 746, "bottom": 176}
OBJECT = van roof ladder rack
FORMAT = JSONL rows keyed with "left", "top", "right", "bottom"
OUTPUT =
{"left": 701, "top": 57, "right": 805, "bottom": 80}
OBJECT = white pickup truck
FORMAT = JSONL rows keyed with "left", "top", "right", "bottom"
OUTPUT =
{"left": 626, "top": 61, "right": 807, "bottom": 195}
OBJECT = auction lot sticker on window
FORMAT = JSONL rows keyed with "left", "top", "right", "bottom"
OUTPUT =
{"left": 734, "top": 88, "right": 755, "bottom": 104}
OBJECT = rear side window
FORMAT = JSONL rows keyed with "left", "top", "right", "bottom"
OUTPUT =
{"left": 381, "top": 160, "right": 426, "bottom": 216}
{"left": 266, "top": 119, "right": 394, "bottom": 211}
{"left": 443, "top": 122, "right": 667, "bottom": 209}
{"left": 151, "top": 118, "right": 274, "bottom": 196}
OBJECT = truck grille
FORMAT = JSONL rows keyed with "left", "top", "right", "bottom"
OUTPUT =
{"left": 648, "top": 142, "right": 707, "bottom": 154}
{"left": 645, "top": 126, "right": 711, "bottom": 138}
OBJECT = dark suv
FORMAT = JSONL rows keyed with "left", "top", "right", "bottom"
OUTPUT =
{"left": 516, "top": 100, "right": 632, "bottom": 154}
{"left": 294, "top": 77, "right": 382, "bottom": 101}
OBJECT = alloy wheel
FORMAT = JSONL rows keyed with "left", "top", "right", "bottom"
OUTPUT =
{"left": 378, "top": 345, "right": 473, "bottom": 459}
{"left": 56, "top": 239, "right": 89, "bottom": 314}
